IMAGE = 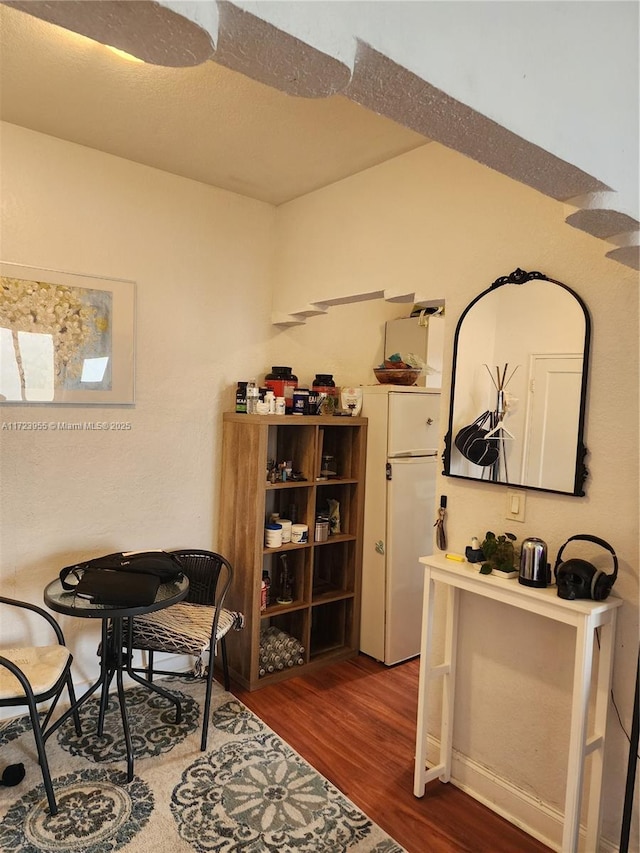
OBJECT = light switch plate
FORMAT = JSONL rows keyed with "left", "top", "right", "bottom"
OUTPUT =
{"left": 505, "top": 489, "right": 526, "bottom": 523}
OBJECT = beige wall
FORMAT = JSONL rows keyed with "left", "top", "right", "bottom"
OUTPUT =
{"left": 0, "top": 122, "right": 264, "bottom": 678}
{"left": 1, "top": 121, "right": 638, "bottom": 849}
{"left": 0, "top": 121, "right": 405, "bottom": 662}
{"left": 274, "top": 143, "right": 639, "bottom": 847}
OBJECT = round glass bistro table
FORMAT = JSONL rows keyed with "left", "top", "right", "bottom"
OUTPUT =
{"left": 44, "top": 574, "right": 189, "bottom": 781}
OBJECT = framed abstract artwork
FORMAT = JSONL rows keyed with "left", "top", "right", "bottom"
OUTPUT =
{"left": 0, "top": 263, "right": 135, "bottom": 405}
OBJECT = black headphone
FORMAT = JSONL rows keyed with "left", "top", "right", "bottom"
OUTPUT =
{"left": 553, "top": 534, "right": 618, "bottom": 601}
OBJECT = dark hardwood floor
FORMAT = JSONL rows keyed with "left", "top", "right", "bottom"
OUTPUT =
{"left": 231, "top": 654, "right": 552, "bottom": 853}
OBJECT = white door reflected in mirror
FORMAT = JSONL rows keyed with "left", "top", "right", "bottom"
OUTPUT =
{"left": 444, "top": 269, "right": 590, "bottom": 496}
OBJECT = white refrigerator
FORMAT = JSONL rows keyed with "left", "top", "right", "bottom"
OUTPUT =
{"left": 359, "top": 386, "right": 440, "bottom": 665}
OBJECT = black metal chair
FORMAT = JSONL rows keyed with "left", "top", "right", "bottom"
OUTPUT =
{"left": 127, "top": 549, "right": 241, "bottom": 750}
{"left": 0, "top": 596, "right": 81, "bottom": 815}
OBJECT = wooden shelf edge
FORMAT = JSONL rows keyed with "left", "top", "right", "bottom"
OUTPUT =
{"left": 313, "top": 533, "right": 356, "bottom": 546}
{"left": 263, "top": 541, "right": 313, "bottom": 555}
{"left": 260, "top": 601, "right": 307, "bottom": 617}
{"left": 311, "top": 590, "right": 355, "bottom": 606}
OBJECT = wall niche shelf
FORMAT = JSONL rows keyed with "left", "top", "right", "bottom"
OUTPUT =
{"left": 219, "top": 413, "right": 367, "bottom": 691}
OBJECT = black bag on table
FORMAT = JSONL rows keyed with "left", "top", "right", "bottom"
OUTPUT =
{"left": 59, "top": 550, "right": 184, "bottom": 606}
{"left": 72, "top": 569, "right": 161, "bottom": 606}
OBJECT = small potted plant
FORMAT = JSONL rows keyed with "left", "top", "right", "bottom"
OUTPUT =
{"left": 478, "top": 531, "right": 518, "bottom": 578}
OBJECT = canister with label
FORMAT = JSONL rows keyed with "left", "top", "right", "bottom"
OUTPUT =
{"left": 292, "top": 388, "right": 310, "bottom": 415}
{"left": 290, "top": 523, "right": 308, "bottom": 543}
{"left": 265, "top": 367, "right": 298, "bottom": 413}
{"left": 315, "top": 516, "right": 329, "bottom": 542}
{"left": 265, "top": 523, "right": 283, "bottom": 548}
{"left": 235, "top": 381, "right": 248, "bottom": 413}
{"left": 312, "top": 374, "right": 339, "bottom": 414}
{"left": 278, "top": 519, "right": 292, "bottom": 543}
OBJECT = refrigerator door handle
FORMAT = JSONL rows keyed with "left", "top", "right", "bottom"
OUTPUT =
{"left": 386, "top": 462, "right": 392, "bottom": 480}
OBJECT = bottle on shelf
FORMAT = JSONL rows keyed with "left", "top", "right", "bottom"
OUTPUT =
{"left": 277, "top": 554, "right": 294, "bottom": 604}
{"left": 246, "top": 379, "right": 259, "bottom": 414}
{"left": 236, "top": 381, "right": 248, "bottom": 413}
{"left": 262, "top": 570, "right": 271, "bottom": 607}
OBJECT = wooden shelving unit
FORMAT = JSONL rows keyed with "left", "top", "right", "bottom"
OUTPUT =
{"left": 219, "top": 413, "right": 367, "bottom": 691}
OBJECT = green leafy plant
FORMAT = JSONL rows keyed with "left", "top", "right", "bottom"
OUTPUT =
{"left": 478, "top": 531, "right": 517, "bottom": 575}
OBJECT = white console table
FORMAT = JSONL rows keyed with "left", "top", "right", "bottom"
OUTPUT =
{"left": 413, "top": 554, "right": 622, "bottom": 853}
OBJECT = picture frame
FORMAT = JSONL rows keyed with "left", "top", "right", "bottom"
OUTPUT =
{"left": 0, "top": 262, "right": 135, "bottom": 405}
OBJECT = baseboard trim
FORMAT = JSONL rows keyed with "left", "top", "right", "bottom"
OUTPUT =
{"left": 425, "top": 736, "right": 618, "bottom": 853}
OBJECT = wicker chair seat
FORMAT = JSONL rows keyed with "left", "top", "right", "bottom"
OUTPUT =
{"left": 130, "top": 603, "right": 243, "bottom": 676}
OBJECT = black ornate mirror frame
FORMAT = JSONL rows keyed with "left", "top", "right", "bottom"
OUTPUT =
{"left": 443, "top": 268, "right": 591, "bottom": 496}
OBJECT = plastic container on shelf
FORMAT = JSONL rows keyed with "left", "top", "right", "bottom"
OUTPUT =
{"left": 312, "top": 374, "right": 336, "bottom": 395}
{"left": 278, "top": 519, "right": 293, "bottom": 543}
{"left": 265, "top": 367, "right": 298, "bottom": 413}
{"left": 291, "top": 523, "right": 308, "bottom": 543}
{"left": 265, "top": 523, "right": 283, "bottom": 548}
{"left": 312, "top": 374, "right": 339, "bottom": 414}
{"left": 292, "top": 388, "right": 310, "bottom": 415}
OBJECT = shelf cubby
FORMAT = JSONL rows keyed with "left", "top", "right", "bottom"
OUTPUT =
{"left": 310, "top": 599, "right": 354, "bottom": 659}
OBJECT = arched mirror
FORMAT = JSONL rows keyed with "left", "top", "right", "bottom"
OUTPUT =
{"left": 443, "top": 268, "right": 590, "bottom": 495}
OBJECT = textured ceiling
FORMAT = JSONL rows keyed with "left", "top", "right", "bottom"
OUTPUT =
{"left": 0, "top": 1, "right": 637, "bottom": 271}
{"left": 0, "top": 4, "right": 429, "bottom": 205}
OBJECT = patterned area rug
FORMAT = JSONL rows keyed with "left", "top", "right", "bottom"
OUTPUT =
{"left": 0, "top": 676, "right": 405, "bottom": 852}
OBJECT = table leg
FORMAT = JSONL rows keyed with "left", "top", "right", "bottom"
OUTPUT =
{"left": 122, "top": 618, "right": 182, "bottom": 723}
{"left": 584, "top": 611, "right": 617, "bottom": 852}
{"left": 562, "top": 615, "right": 595, "bottom": 852}
{"left": 441, "top": 585, "right": 459, "bottom": 783}
{"left": 97, "top": 620, "right": 116, "bottom": 736}
{"left": 414, "top": 569, "right": 435, "bottom": 796}
{"left": 114, "top": 625, "right": 135, "bottom": 782}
